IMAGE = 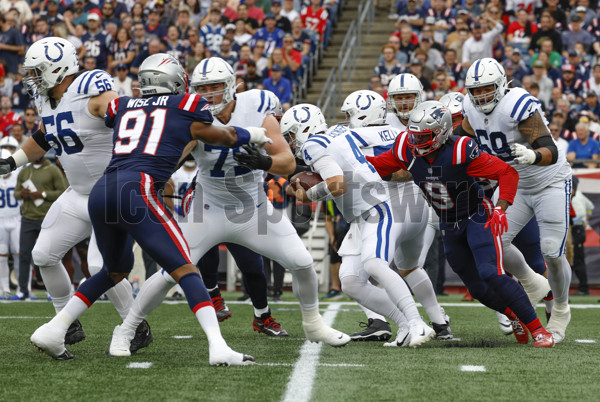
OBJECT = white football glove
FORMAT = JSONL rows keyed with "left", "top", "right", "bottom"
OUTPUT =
{"left": 246, "top": 127, "right": 273, "bottom": 147}
{"left": 510, "top": 143, "right": 536, "bottom": 165}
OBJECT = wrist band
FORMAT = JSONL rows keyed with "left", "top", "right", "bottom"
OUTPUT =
{"left": 306, "top": 181, "right": 332, "bottom": 201}
{"left": 533, "top": 151, "right": 542, "bottom": 165}
{"left": 233, "top": 127, "right": 250, "bottom": 147}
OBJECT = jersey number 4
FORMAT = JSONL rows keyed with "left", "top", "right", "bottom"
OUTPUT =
{"left": 43, "top": 112, "right": 84, "bottom": 156}
{"left": 114, "top": 109, "right": 166, "bottom": 155}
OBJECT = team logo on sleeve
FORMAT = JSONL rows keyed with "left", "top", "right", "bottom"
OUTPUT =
{"left": 469, "top": 144, "right": 480, "bottom": 159}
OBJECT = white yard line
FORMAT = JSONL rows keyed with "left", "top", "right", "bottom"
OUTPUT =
{"left": 461, "top": 365, "right": 486, "bottom": 372}
{"left": 281, "top": 304, "right": 342, "bottom": 402}
{"left": 127, "top": 362, "right": 153, "bottom": 369}
{"left": 0, "top": 316, "right": 52, "bottom": 319}
{"left": 172, "top": 335, "right": 193, "bottom": 339}
{"left": 575, "top": 339, "right": 597, "bottom": 343}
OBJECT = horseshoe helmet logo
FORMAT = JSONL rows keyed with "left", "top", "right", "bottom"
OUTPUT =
{"left": 44, "top": 43, "right": 64, "bottom": 63}
{"left": 293, "top": 106, "right": 311, "bottom": 123}
{"left": 355, "top": 94, "right": 372, "bottom": 110}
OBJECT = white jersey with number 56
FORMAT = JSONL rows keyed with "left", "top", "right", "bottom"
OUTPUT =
{"left": 35, "top": 69, "right": 115, "bottom": 195}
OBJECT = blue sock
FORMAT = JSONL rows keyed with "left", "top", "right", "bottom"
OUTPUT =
{"left": 178, "top": 272, "right": 212, "bottom": 313}
{"left": 487, "top": 275, "right": 537, "bottom": 325}
{"left": 76, "top": 269, "right": 116, "bottom": 305}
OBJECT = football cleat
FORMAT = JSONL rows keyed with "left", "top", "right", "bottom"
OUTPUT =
{"left": 440, "top": 307, "right": 450, "bottom": 324}
{"left": 31, "top": 323, "right": 73, "bottom": 360}
{"left": 432, "top": 322, "right": 453, "bottom": 340}
{"left": 521, "top": 273, "right": 551, "bottom": 308}
{"left": 547, "top": 302, "right": 571, "bottom": 344}
{"left": 495, "top": 311, "right": 513, "bottom": 336}
{"left": 303, "top": 318, "right": 351, "bottom": 347}
{"left": 209, "top": 288, "right": 232, "bottom": 322}
{"left": 383, "top": 324, "right": 410, "bottom": 347}
{"left": 531, "top": 328, "right": 554, "bottom": 348}
{"left": 108, "top": 325, "right": 134, "bottom": 357}
{"left": 407, "top": 319, "right": 435, "bottom": 348}
{"left": 209, "top": 346, "right": 256, "bottom": 366}
{"left": 252, "top": 313, "right": 288, "bottom": 337}
{"left": 511, "top": 320, "right": 529, "bottom": 344}
{"left": 130, "top": 320, "right": 154, "bottom": 353}
{"left": 349, "top": 318, "right": 392, "bottom": 342}
{"left": 64, "top": 319, "right": 86, "bottom": 345}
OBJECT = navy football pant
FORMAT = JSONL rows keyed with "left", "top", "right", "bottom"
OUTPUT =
{"left": 441, "top": 208, "right": 537, "bottom": 325}
{"left": 513, "top": 216, "right": 546, "bottom": 276}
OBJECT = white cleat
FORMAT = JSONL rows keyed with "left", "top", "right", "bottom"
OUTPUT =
{"left": 547, "top": 303, "right": 571, "bottom": 344}
{"left": 31, "top": 323, "right": 73, "bottom": 360}
{"left": 495, "top": 311, "right": 513, "bottom": 336}
{"left": 440, "top": 307, "right": 450, "bottom": 324}
{"left": 383, "top": 324, "right": 410, "bottom": 347}
{"left": 108, "top": 325, "right": 134, "bottom": 357}
{"left": 303, "top": 320, "right": 351, "bottom": 347}
{"left": 407, "top": 319, "right": 435, "bottom": 348}
{"left": 521, "top": 273, "right": 551, "bottom": 307}
{"left": 209, "top": 346, "right": 255, "bottom": 366}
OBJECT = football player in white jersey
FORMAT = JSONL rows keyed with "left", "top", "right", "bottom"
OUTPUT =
{"left": 461, "top": 57, "right": 572, "bottom": 343}
{"left": 0, "top": 149, "right": 20, "bottom": 299}
{"left": 338, "top": 90, "right": 452, "bottom": 342}
{"left": 0, "top": 37, "right": 151, "bottom": 350}
{"left": 108, "top": 58, "right": 350, "bottom": 353}
{"left": 282, "top": 102, "right": 435, "bottom": 348}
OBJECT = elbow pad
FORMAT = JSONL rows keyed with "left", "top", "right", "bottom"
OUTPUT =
{"left": 532, "top": 136, "right": 558, "bottom": 164}
{"left": 33, "top": 129, "right": 52, "bottom": 151}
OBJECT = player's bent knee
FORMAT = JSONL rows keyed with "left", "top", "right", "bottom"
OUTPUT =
{"left": 31, "top": 247, "right": 61, "bottom": 268}
{"left": 540, "top": 238, "right": 561, "bottom": 259}
{"left": 398, "top": 266, "right": 419, "bottom": 277}
{"left": 340, "top": 275, "right": 365, "bottom": 296}
{"left": 108, "top": 272, "right": 129, "bottom": 283}
{"left": 170, "top": 264, "right": 200, "bottom": 283}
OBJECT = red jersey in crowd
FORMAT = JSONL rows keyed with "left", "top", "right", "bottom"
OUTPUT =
{"left": 0, "top": 111, "right": 22, "bottom": 136}
{"left": 301, "top": 6, "right": 328, "bottom": 41}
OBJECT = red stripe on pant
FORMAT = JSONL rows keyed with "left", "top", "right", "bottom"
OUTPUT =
{"left": 192, "top": 300, "right": 214, "bottom": 314}
{"left": 74, "top": 291, "right": 92, "bottom": 307}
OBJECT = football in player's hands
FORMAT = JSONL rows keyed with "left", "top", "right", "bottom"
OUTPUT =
{"left": 289, "top": 171, "right": 323, "bottom": 191}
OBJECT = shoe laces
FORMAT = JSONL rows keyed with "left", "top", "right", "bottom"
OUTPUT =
{"left": 357, "top": 321, "right": 370, "bottom": 329}
{"left": 511, "top": 320, "right": 526, "bottom": 335}
{"left": 263, "top": 316, "right": 281, "bottom": 330}
{"left": 212, "top": 296, "right": 225, "bottom": 311}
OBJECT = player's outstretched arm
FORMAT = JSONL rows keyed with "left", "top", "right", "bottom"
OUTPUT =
{"left": 89, "top": 90, "right": 119, "bottom": 118}
{"left": 190, "top": 121, "right": 270, "bottom": 147}
{"left": 0, "top": 127, "right": 50, "bottom": 175}
{"left": 467, "top": 152, "right": 519, "bottom": 210}
{"left": 365, "top": 149, "right": 407, "bottom": 178}
{"left": 513, "top": 110, "right": 558, "bottom": 166}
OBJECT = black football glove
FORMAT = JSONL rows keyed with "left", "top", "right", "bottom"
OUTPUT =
{"left": 234, "top": 145, "right": 273, "bottom": 171}
{"left": 0, "top": 158, "right": 15, "bottom": 175}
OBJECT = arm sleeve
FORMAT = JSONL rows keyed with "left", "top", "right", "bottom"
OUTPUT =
{"left": 365, "top": 149, "right": 407, "bottom": 178}
{"left": 311, "top": 154, "right": 344, "bottom": 179}
{"left": 467, "top": 153, "right": 519, "bottom": 205}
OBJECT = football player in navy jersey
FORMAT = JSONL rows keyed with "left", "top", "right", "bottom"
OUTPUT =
{"left": 30, "top": 54, "right": 271, "bottom": 365}
{"left": 366, "top": 101, "right": 555, "bottom": 348}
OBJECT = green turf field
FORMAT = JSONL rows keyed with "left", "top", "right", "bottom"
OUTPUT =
{"left": 1, "top": 293, "right": 599, "bottom": 402}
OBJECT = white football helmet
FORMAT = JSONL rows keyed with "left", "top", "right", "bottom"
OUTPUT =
{"left": 439, "top": 92, "right": 465, "bottom": 129}
{"left": 138, "top": 53, "right": 188, "bottom": 96}
{"left": 22, "top": 36, "right": 79, "bottom": 97}
{"left": 407, "top": 101, "right": 452, "bottom": 156}
{"left": 280, "top": 104, "right": 327, "bottom": 157}
{"left": 0, "top": 136, "right": 19, "bottom": 153}
{"left": 190, "top": 57, "right": 237, "bottom": 115}
{"left": 464, "top": 57, "right": 507, "bottom": 114}
{"left": 387, "top": 73, "right": 424, "bottom": 120}
{"left": 341, "top": 90, "right": 387, "bottom": 128}
{"left": 264, "top": 90, "right": 283, "bottom": 120}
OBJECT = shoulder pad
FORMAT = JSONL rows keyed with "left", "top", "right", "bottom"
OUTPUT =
{"left": 75, "top": 69, "right": 114, "bottom": 97}
{"left": 177, "top": 94, "right": 213, "bottom": 122}
{"left": 452, "top": 136, "right": 480, "bottom": 165}
{"left": 302, "top": 136, "right": 329, "bottom": 165}
{"left": 505, "top": 90, "right": 542, "bottom": 122}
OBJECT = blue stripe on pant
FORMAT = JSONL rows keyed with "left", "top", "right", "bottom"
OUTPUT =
{"left": 373, "top": 203, "right": 392, "bottom": 261}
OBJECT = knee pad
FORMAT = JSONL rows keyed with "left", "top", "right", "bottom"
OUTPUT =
{"left": 32, "top": 246, "right": 61, "bottom": 268}
{"left": 540, "top": 237, "right": 562, "bottom": 259}
{"left": 88, "top": 264, "right": 102, "bottom": 276}
{"left": 161, "top": 268, "right": 177, "bottom": 284}
{"left": 340, "top": 275, "right": 366, "bottom": 296}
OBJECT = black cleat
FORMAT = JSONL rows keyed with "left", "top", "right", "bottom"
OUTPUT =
{"left": 64, "top": 319, "right": 86, "bottom": 345}
{"left": 209, "top": 288, "right": 231, "bottom": 322}
{"left": 432, "top": 322, "right": 453, "bottom": 340}
{"left": 130, "top": 320, "right": 153, "bottom": 354}
{"left": 349, "top": 318, "right": 392, "bottom": 342}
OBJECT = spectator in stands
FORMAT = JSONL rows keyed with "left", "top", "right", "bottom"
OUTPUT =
{"left": 216, "top": 0, "right": 238, "bottom": 22}
{"left": 217, "top": 37, "right": 238, "bottom": 68}
{"left": 12, "top": 156, "right": 67, "bottom": 300}
{"left": 417, "top": 36, "right": 444, "bottom": 71}
{"left": 22, "top": 107, "right": 38, "bottom": 137}
{"left": 130, "top": 37, "right": 161, "bottom": 75}
{"left": 175, "top": 9, "right": 193, "bottom": 42}
{"left": 107, "top": 27, "right": 136, "bottom": 73}
{"left": 374, "top": 44, "right": 404, "bottom": 90}
{"left": 245, "top": 0, "right": 266, "bottom": 25}
{"left": 569, "top": 3, "right": 596, "bottom": 27}
{"left": 83, "top": 55, "right": 97, "bottom": 70}
{"left": 530, "top": 59, "right": 553, "bottom": 108}
{"left": 282, "top": 34, "right": 302, "bottom": 80}
{"left": 113, "top": 63, "right": 133, "bottom": 97}
{"left": 130, "top": 2, "right": 146, "bottom": 25}
{"left": 271, "top": 0, "right": 291, "bottom": 33}
{"left": 145, "top": 9, "right": 168, "bottom": 41}
{"left": 446, "top": 26, "right": 469, "bottom": 61}
{"left": 237, "top": 3, "right": 259, "bottom": 35}
{"left": 379, "top": 35, "right": 408, "bottom": 65}
{"left": 431, "top": 69, "right": 456, "bottom": 99}
{"left": 100, "top": 1, "right": 119, "bottom": 27}
{"left": 509, "top": 48, "right": 530, "bottom": 82}
{"left": 0, "top": 96, "right": 21, "bottom": 137}
{"left": 243, "top": 60, "right": 263, "bottom": 90}
{"left": 441, "top": 49, "right": 464, "bottom": 87}
{"left": 461, "top": 17, "right": 503, "bottom": 68}
{"left": 0, "top": 14, "right": 26, "bottom": 78}
{"left": 529, "top": 13, "right": 562, "bottom": 54}
{"left": 545, "top": 0, "right": 567, "bottom": 28}
{"left": 507, "top": 9, "right": 537, "bottom": 45}
{"left": 562, "top": 14, "right": 594, "bottom": 54}
{"left": 503, "top": 60, "right": 522, "bottom": 88}
{"left": 281, "top": 0, "right": 300, "bottom": 24}
{"left": 186, "top": 26, "right": 201, "bottom": 53}
{"left": 9, "top": 122, "right": 25, "bottom": 148}
{"left": 549, "top": 122, "right": 570, "bottom": 156}
{"left": 581, "top": 91, "right": 600, "bottom": 119}
{"left": 570, "top": 175, "right": 594, "bottom": 296}
{"left": 200, "top": 8, "right": 225, "bottom": 55}
{"left": 426, "top": 0, "right": 453, "bottom": 36}
{"left": 0, "top": 64, "right": 12, "bottom": 98}
{"left": 409, "top": 59, "right": 431, "bottom": 91}
{"left": 253, "top": 13, "right": 285, "bottom": 56}
{"left": 186, "top": 41, "right": 208, "bottom": 74}
{"left": 462, "top": 0, "right": 483, "bottom": 18}
{"left": 530, "top": 39, "right": 562, "bottom": 72}
{"left": 567, "top": 50, "right": 590, "bottom": 81}
{"left": 396, "top": 0, "right": 425, "bottom": 31}
{"left": 301, "top": 0, "right": 329, "bottom": 45}
{"left": 266, "top": 47, "right": 295, "bottom": 84}
{"left": 185, "top": 0, "right": 204, "bottom": 26}
{"left": 251, "top": 39, "right": 269, "bottom": 74}
{"left": 263, "top": 64, "right": 292, "bottom": 110}
{"left": 234, "top": 44, "right": 252, "bottom": 76}
{"left": 223, "top": 24, "right": 238, "bottom": 51}
{"left": 41, "top": 0, "right": 65, "bottom": 26}
{"left": 290, "top": 18, "right": 312, "bottom": 66}
{"left": 233, "top": 18, "right": 253, "bottom": 50}
{"left": 80, "top": 13, "right": 112, "bottom": 69}
{"left": 166, "top": 25, "right": 191, "bottom": 66}
{"left": 567, "top": 121, "right": 600, "bottom": 168}
{"left": 132, "top": 21, "right": 149, "bottom": 53}
{"left": 557, "top": 64, "right": 585, "bottom": 104}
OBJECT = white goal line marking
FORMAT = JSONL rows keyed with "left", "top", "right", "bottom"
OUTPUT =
{"left": 127, "top": 362, "right": 153, "bottom": 369}
{"left": 172, "top": 335, "right": 193, "bottom": 339}
{"left": 0, "top": 316, "right": 53, "bottom": 319}
{"left": 575, "top": 339, "right": 597, "bottom": 343}
{"left": 257, "top": 363, "right": 365, "bottom": 367}
{"left": 461, "top": 365, "right": 486, "bottom": 372}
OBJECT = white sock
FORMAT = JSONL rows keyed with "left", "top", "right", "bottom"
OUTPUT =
{"left": 301, "top": 308, "right": 321, "bottom": 324}
{"left": 195, "top": 305, "right": 227, "bottom": 350}
{"left": 291, "top": 266, "right": 319, "bottom": 311}
{"left": 105, "top": 279, "right": 134, "bottom": 320}
{"left": 254, "top": 306, "right": 269, "bottom": 317}
{"left": 363, "top": 258, "right": 421, "bottom": 322}
{"left": 359, "top": 304, "right": 387, "bottom": 322}
{"left": 545, "top": 255, "right": 572, "bottom": 304}
{"left": 0, "top": 256, "right": 9, "bottom": 292}
{"left": 39, "top": 263, "right": 73, "bottom": 313}
{"left": 342, "top": 275, "right": 406, "bottom": 326}
{"left": 121, "top": 271, "right": 172, "bottom": 333}
{"left": 403, "top": 268, "right": 445, "bottom": 325}
{"left": 49, "top": 296, "right": 88, "bottom": 333}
